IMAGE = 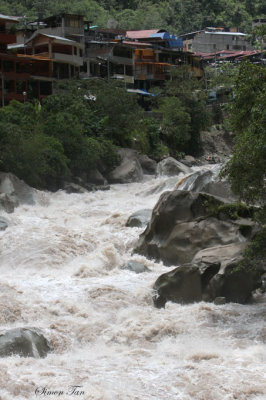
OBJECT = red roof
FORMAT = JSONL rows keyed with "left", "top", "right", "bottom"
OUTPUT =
{"left": 126, "top": 30, "right": 160, "bottom": 39}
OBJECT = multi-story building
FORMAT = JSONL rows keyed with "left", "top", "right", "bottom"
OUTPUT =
{"left": 84, "top": 28, "right": 202, "bottom": 89}
{"left": 180, "top": 27, "right": 253, "bottom": 53}
{"left": 1, "top": 13, "right": 86, "bottom": 105}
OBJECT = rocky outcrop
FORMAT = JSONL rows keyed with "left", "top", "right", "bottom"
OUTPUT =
{"left": 153, "top": 243, "right": 262, "bottom": 307}
{"left": 156, "top": 157, "right": 191, "bottom": 177}
{"left": 0, "top": 328, "right": 50, "bottom": 358}
{"left": 175, "top": 167, "right": 238, "bottom": 202}
{"left": 138, "top": 154, "right": 157, "bottom": 175}
{"left": 135, "top": 190, "right": 257, "bottom": 266}
{"left": 0, "top": 173, "right": 35, "bottom": 213}
{"left": 108, "top": 148, "right": 143, "bottom": 184}
{"left": 153, "top": 265, "right": 202, "bottom": 307}
{"left": 126, "top": 209, "right": 152, "bottom": 228}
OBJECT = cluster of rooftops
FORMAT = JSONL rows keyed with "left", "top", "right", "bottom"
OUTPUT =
{"left": 0, "top": 12, "right": 264, "bottom": 105}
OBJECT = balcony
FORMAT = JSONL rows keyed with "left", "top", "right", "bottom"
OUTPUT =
{"left": 52, "top": 52, "right": 83, "bottom": 66}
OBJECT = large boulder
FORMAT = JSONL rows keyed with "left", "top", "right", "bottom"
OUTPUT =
{"left": 195, "top": 244, "right": 262, "bottom": 303}
{"left": 0, "top": 173, "right": 35, "bottom": 213}
{"left": 152, "top": 242, "right": 262, "bottom": 307}
{"left": 175, "top": 167, "right": 237, "bottom": 202}
{"left": 0, "top": 328, "right": 50, "bottom": 358}
{"left": 138, "top": 154, "right": 157, "bottom": 175}
{"left": 108, "top": 148, "right": 143, "bottom": 184}
{"left": 153, "top": 265, "right": 202, "bottom": 308}
{"left": 126, "top": 209, "right": 152, "bottom": 228}
{"left": 156, "top": 157, "right": 191, "bottom": 177}
{"left": 135, "top": 190, "right": 256, "bottom": 266}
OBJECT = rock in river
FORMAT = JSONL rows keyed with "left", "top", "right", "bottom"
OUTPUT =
{"left": 0, "top": 328, "right": 50, "bottom": 358}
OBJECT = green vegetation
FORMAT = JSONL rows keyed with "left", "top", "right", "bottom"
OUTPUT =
{"left": 159, "top": 67, "right": 211, "bottom": 156}
{"left": 221, "top": 63, "right": 266, "bottom": 205}
{"left": 0, "top": 0, "right": 265, "bottom": 33}
{"left": 221, "top": 62, "right": 266, "bottom": 272}
{"left": 0, "top": 76, "right": 212, "bottom": 188}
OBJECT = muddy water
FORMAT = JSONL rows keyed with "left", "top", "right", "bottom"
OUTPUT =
{"left": 0, "top": 168, "right": 265, "bottom": 400}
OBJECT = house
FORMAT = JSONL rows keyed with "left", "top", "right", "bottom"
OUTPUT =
{"left": 83, "top": 27, "right": 202, "bottom": 88}
{"left": 180, "top": 27, "right": 253, "bottom": 53}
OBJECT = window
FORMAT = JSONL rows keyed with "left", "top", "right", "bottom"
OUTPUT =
{"left": 74, "top": 47, "right": 77, "bottom": 55}
{"left": 227, "top": 45, "right": 230, "bottom": 50}
{"left": 213, "top": 44, "right": 216, "bottom": 49}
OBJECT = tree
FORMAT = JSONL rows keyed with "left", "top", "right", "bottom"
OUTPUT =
{"left": 161, "top": 66, "right": 210, "bottom": 155}
{"left": 221, "top": 62, "right": 266, "bottom": 205}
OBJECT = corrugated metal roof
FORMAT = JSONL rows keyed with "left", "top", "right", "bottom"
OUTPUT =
{"left": 204, "top": 31, "right": 247, "bottom": 36}
{"left": 25, "top": 31, "right": 82, "bottom": 47}
{"left": 126, "top": 30, "right": 160, "bottom": 39}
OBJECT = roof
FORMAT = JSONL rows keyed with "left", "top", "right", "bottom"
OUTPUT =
{"left": 126, "top": 30, "right": 164, "bottom": 39}
{"left": 0, "top": 13, "right": 20, "bottom": 22}
{"left": 204, "top": 31, "right": 247, "bottom": 36}
{"left": 25, "top": 31, "right": 82, "bottom": 47}
{"left": 8, "top": 43, "right": 25, "bottom": 50}
{"left": 122, "top": 40, "right": 152, "bottom": 47}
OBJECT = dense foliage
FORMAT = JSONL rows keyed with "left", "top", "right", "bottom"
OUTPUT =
{"left": 0, "top": 0, "right": 265, "bottom": 33}
{"left": 0, "top": 75, "right": 212, "bottom": 188}
{"left": 221, "top": 63, "right": 266, "bottom": 205}
{"left": 221, "top": 62, "right": 266, "bottom": 272}
{"left": 0, "top": 80, "right": 145, "bottom": 188}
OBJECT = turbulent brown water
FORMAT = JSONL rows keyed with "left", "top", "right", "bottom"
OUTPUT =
{"left": 0, "top": 167, "right": 265, "bottom": 400}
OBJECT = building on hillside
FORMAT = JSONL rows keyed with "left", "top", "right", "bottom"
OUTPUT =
{"left": 0, "top": 13, "right": 37, "bottom": 105}
{"left": 180, "top": 27, "right": 253, "bottom": 53}
{"left": 83, "top": 30, "right": 202, "bottom": 89}
{"left": 29, "top": 14, "right": 85, "bottom": 45}
{"left": 126, "top": 29, "right": 183, "bottom": 49}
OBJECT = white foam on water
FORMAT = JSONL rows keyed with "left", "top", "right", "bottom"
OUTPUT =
{"left": 0, "top": 169, "right": 265, "bottom": 400}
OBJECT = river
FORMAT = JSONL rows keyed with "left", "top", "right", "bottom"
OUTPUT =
{"left": 0, "top": 167, "right": 265, "bottom": 400}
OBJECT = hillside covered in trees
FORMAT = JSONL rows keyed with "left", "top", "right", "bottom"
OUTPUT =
{"left": 0, "top": 0, "right": 265, "bottom": 33}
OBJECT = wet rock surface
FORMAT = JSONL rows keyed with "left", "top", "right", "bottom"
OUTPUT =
{"left": 108, "top": 148, "right": 143, "bottom": 184}
{"left": 0, "top": 328, "right": 50, "bottom": 358}
{"left": 153, "top": 242, "right": 262, "bottom": 307}
{"left": 156, "top": 157, "right": 191, "bottom": 177}
{"left": 138, "top": 154, "right": 157, "bottom": 175}
{"left": 126, "top": 209, "right": 152, "bottom": 228}
{"left": 0, "top": 173, "right": 35, "bottom": 213}
{"left": 123, "top": 261, "right": 151, "bottom": 274}
{"left": 134, "top": 190, "right": 246, "bottom": 265}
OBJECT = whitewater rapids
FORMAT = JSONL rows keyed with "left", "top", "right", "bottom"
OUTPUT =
{"left": 0, "top": 168, "right": 265, "bottom": 400}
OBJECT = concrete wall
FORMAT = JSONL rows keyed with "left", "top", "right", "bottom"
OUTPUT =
{"left": 192, "top": 32, "right": 253, "bottom": 52}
